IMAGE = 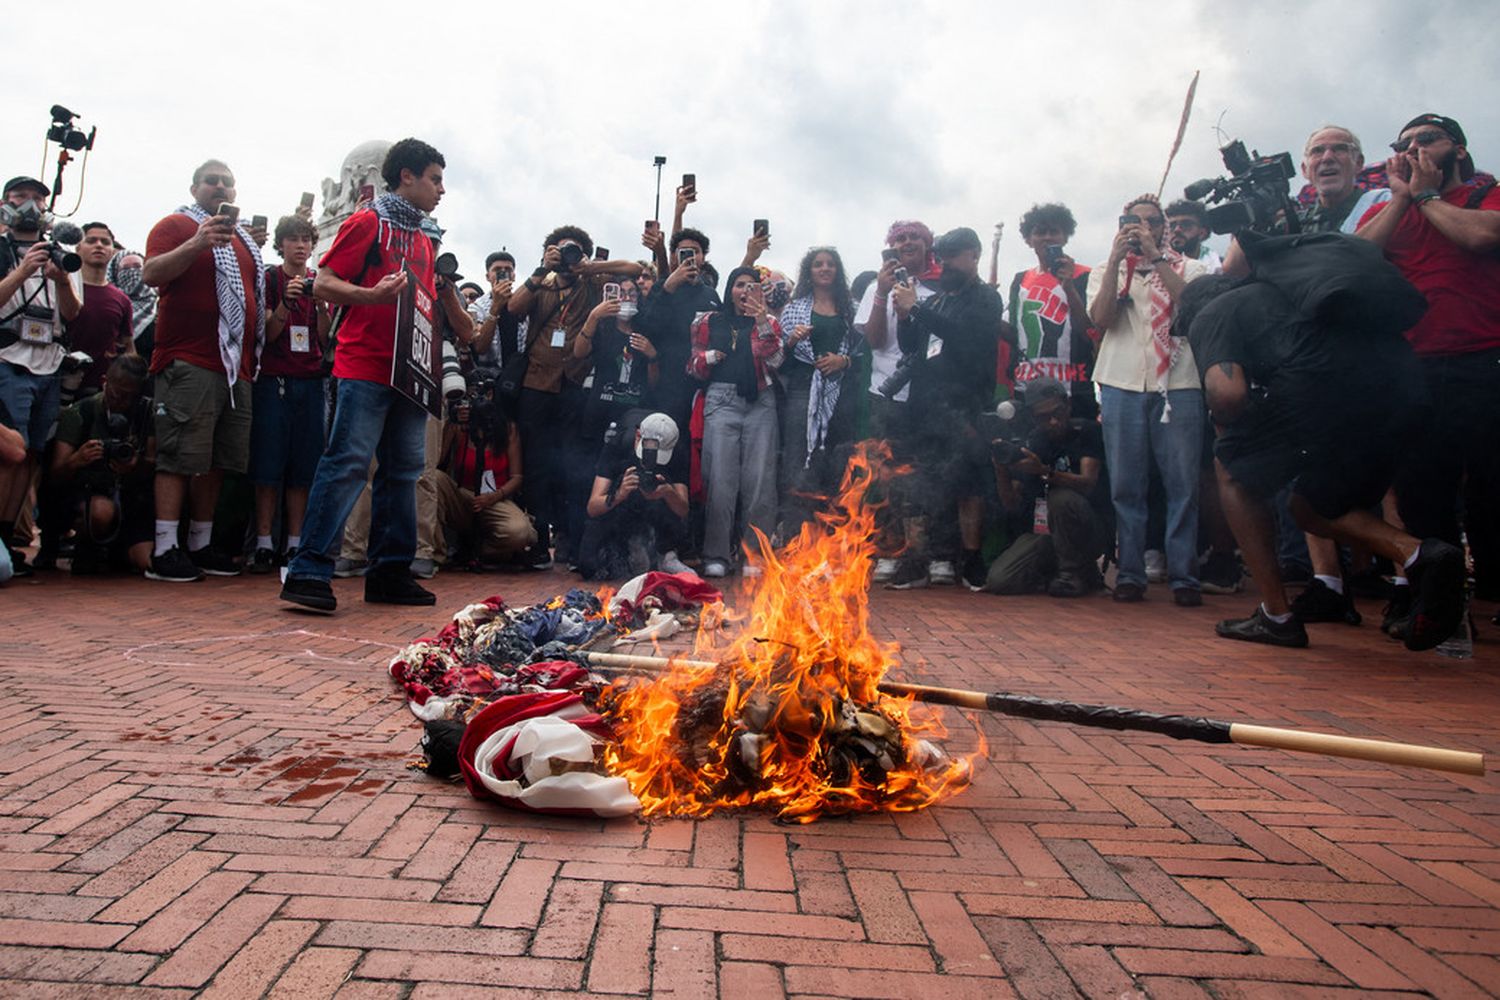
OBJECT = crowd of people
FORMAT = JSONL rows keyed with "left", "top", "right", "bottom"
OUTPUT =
{"left": 1, "top": 114, "right": 1495, "bottom": 655}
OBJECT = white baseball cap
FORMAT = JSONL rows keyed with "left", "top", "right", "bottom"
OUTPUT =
{"left": 636, "top": 412, "right": 679, "bottom": 465}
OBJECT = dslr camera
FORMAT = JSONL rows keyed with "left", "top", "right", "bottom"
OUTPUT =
{"left": 554, "top": 243, "right": 586, "bottom": 275}
{"left": 1184, "top": 139, "right": 1299, "bottom": 235}
{"left": 975, "top": 399, "right": 1031, "bottom": 467}
{"left": 102, "top": 411, "right": 136, "bottom": 463}
{"left": 876, "top": 350, "right": 920, "bottom": 399}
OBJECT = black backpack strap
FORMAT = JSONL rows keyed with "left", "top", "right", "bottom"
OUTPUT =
{"left": 1464, "top": 180, "right": 1497, "bottom": 210}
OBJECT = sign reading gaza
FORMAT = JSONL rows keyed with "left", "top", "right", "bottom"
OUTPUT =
{"left": 390, "top": 263, "right": 441, "bottom": 418}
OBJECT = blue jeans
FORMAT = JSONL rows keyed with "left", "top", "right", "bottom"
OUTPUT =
{"left": 1099, "top": 385, "right": 1202, "bottom": 590}
{"left": 287, "top": 378, "right": 428, "bottom": 583}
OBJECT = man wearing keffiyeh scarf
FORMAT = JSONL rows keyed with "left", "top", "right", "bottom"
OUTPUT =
{"left": 282, "top": 138, "right": 467, "bottom": 615}
{"left": 1087, "top": 194, "right": 1210, "bottom": 606}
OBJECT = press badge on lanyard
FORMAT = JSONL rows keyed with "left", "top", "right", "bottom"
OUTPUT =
{"left": 1032, "top": 494, "right": 1050, "bottom": 535}
{"left": 18, "top": 315, "right": 53, "bottom": 345}
{"left": 550, "top": 328, "right": 567, "bottom": 349}
{"left": 289, "top": 325, "right": 311, "bottom": 353}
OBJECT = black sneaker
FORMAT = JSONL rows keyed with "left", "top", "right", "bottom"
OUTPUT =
{"left": 280, "top": 576, "right": 336, "bottom": 613}
{"left": 1112, "top": 581, "right": 1145, "bottom": 603}
{"left": 146, "top": 546, "right": 204, "bottom": 582}
{"left": 248, "top": 547, "right": 277, "bottom": 575}
{"left": 524, "top": 545, "right": 553, "bottom": 571}
{"left": 190, "top": 546, "right": 241, "bottom": 577}
{"left": 1047, "top": 570, "right": 1098, "bottom": 598}
{"left": 1199, "top": 551, "right": 1243, "bottom": 595}
{"left": 1173, "top": 587, "right": 1203, "bottom": 608}
{"left": 8, "top": 550, "right": 33, "bottom": 578}
{"left": 1382, "top": 586, "right": 1412, "bottom": 639}
{"left": 886, "top": 561, "right": 929, "bottom": 590}
{"left": 1290, "top": 578, "right": 1362, "bottom": 625}
{"left": 960, "top": 552, "right": 988, "bottom": 592}
{"left": 1216, "top": 606, "right": 1309, "bottom": 648}
{"left": 1405, "top": 539, "right": 1465, "bottom": 652}
{"left": 365, "top": 567, "right": 437, "bottom": 606}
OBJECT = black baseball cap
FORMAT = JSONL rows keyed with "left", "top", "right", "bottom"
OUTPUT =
{"left": 933, "top": 226, "right": 982, "bottom": 259}
{"left": 1398, "top": 114, "right": 1473, "bottom": 180}
{"left": 2, "top": 176, "right": 50, "bottom": 198}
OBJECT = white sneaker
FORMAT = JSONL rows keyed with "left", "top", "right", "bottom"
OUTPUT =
{"left": 703, "top": 561, "right": 728, "bottom": 579}
{"left": 872, "top": 558, "right": 899, "bottom": 583}
{"left": 659, "top": 551, "right": 694, "bottom": 576}
{"left": 929, "top": 560, "right": 957, "bottom": 586}
{"left": 1145, "top": 549, "right": 1167, "bottom": 584}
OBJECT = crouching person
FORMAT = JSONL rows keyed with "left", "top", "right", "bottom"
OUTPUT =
{"left": 983, "top": 378, "right": 1109, "bottom": 596}
{"left": 578, "top": 411, "right": 689, "bottom": 580}
{"left": 49, "top": 355, "right": 156, "bottom": 574}
{"left": 433, "top": 388, "right": 534, "bottom": 567}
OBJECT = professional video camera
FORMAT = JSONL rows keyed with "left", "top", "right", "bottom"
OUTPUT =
{"left": 975, "top": 398, "right": 1031, "bottom": 467}
{"left": 1185, "top": 139, "right": 1299, "bottom": 235}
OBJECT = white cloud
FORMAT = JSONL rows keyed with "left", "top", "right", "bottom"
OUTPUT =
{"left": 5, "top": 0, "right": 1494, "bottom": 300}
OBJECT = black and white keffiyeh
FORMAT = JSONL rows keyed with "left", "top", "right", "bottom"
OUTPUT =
{"left": 368, "top": 192, "right": 426, "bottom": 255}
{"left": 175, "top": 204, "right": 266, "bottom": 386}
{"left": 106, "top": 250, "right": 157, "bottom": 342}
{"left": 778, "top": 296, "right": 857, "bottom": 467}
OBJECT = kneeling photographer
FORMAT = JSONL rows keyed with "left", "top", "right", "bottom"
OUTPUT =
{"left": 885, "top": 227, "right": 1003, "bottom": 590}
{"left": 1181, "top": 232, "right": 1464, "bottom": 651}
{"left": 433, "top": 374, "right": 535, "bottom": 568}
{"left": 982, "top": 378, "right": 1109, "bottom": 597}
{"left": 49, "top": 354, "right": 155, "bottom": 574}
{"left": 578, "top": 411, "right": 689, "bottom": 581}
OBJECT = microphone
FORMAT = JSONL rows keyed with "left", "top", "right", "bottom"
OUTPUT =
{"left": 50, "top": 104, "right": 79, "bottom": 123}
{"left": 51, "top": 221, "right": 83, "bottom": 245}
{"left": 1184, "top": 178, "right": 1217, "bottom": 201}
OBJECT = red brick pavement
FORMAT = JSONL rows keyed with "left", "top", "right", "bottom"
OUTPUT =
{"left": 1, "top": 567, "right": 1497, "bottom": 998}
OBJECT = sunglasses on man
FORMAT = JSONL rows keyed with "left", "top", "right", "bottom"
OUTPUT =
{"left": 1390, "top": 130, "right": 1449, "bottom": 154}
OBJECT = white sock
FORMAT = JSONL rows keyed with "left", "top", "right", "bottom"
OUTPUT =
{"left": 1314, "top": 574, "right": 1344, "bottom": 595}
{"left": 256, "top": 534, "right": 273, "bottom": 550}
{"left": 1394, "top": 576, "right": 1409, "bottom": 588}
{"left": 287, "top": 535, "right": 301, "bottom": 549}
{"left": 154, "top": 520, "right": 178, "bottom": 556}
{"left": 188, "top": 520, "right": 213, "bottom": 552}
{"left": 1261, "top": 603, "right": 1294, "bottom": 624}
{"left": 1403, "top": 548, "right": 1420, "bottom": 570}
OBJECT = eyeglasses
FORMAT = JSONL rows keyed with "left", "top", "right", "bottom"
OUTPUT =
{"left": 1390, "top": 130, "right": 1448, "bottom": 154}
{"left": 1165, "top": 219, "right": 1200, "bottom": 231}
{"left": 198, "top": 173, "right": 235, "bottom": 188}
{"left": 1307, "top": 142, "right": 1356, "bottom": 157}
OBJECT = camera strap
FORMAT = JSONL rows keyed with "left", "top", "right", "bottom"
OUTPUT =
{"left": 0, "top": 238, "right": 53, "bottom": 329}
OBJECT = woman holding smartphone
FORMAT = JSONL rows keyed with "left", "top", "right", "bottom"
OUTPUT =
{"left": 688, "top": 267, "right": 784, "bottom": 577}
{"left": 775, "top": 247, "right": 858, "bottom": 539}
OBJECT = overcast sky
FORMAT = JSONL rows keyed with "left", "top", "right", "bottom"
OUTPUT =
{"left": 5, "top": 1, "right": 1496, "bottom": 299}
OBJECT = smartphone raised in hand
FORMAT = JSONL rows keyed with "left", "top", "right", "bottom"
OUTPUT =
{"left": 603, "top": 283, "right": 621, "bottom": 303}
{"left": 881, "top": 248, "right": 900, "bottom": 264}
{"left": 753, "top": 219, "right": 769, "bottom": 238}
{"left": 250, "top": 214, "right": 268, "bottom": 232}
{"left": 216, "top": 204, "right": 240, "bottom": 225}
{"left": 677, "top": 247, "right": 697, "bottom": 267}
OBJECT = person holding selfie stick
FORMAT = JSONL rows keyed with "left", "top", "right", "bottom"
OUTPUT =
{"left": 1086, "top": 193, "right": 1209, "bottom": 606}
{"left": 689, "top": 267, "right": 784, "bottom": 578}
{"left": 141, "top": 159, "right": 265, "bottom": 582}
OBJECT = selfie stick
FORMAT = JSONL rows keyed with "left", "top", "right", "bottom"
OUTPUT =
{"left": 653, "top": 156, "right": 667, "bottom": 221}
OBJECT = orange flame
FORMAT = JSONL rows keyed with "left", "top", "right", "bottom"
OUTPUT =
{"left": 604, "top": 442, "right": 972, "bottom": 821}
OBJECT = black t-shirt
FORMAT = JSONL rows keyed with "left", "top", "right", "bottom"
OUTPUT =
{"left": 580, "top": 320, "right": 652, "bottom": 442}
{"left": 782, "top": 310, "right": 848, "bottom": 381}
{"left": 53, "top": 393, "right": 154, "bottom": 495}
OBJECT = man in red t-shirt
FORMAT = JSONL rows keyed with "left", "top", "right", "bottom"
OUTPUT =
{"left": 247, "top": 215, "right": 332, "bottom": 574}
{"left": 141, "top": 159, "right": 265, "bottom": 582}
{"left": 281, "top": 138, "right": 471, "bottom": 614}
{"left": 1357, "top": 113, "right": 1500, "bottom": 625}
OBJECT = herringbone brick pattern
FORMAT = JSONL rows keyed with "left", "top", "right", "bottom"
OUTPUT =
{"left": 1, "top": 568, "right": 1497, "bottom": 997}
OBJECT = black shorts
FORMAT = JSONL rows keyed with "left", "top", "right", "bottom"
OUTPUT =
{"left": 1216, "top": 369, "right": 1417, "bottom": 520}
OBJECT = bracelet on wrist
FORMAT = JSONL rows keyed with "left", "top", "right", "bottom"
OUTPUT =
{"left": 1412, "top": 189, "right": 1442, "bottom": 206}
{"left": 1150, "top": 254, "right": 1167, "bottom": 264}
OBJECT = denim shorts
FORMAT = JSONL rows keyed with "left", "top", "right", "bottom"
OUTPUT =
{"left": 0, "top": 362, "right": 61, "bottom": 450}
{"left": 248, "top": 375, "right": 327, "bottom": 487}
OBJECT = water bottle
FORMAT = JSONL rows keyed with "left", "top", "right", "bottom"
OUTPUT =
{"left": 1435, "top": 591, "right": 1473, "bottom": 660}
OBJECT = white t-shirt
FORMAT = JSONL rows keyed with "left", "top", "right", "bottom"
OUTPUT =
{"left": 853, "top": 279, "right": 936, "bottom": 403}
{"left": 0, "top": 243, "right": 79, "bottom": 375}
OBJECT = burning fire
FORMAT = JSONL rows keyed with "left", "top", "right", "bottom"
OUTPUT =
{"left": 603, "top": 443, "right": 973, "bottom": 821}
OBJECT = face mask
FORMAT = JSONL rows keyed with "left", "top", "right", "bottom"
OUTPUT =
{"left": 114, "top": 265, "right": 143, "bottom": 296}
{"left": 939, "top": 265, "right": 967, "bottom": 292}
{"left": 0, "top": 198, "right": 49, "bottom": 233}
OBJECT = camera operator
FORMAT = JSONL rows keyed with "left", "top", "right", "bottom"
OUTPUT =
{"left": 1087, "top": 194, "right": 1210, "bottom": 606}
{"left": 0, "top": 175, "right": 83, "bottom": 577}
{"left": 141, "top": 159, "right": 265, "bottom": 582}
{"left": 1181, "top": 232, "right": 1465, "bottom": 651}
{"left": 578, "top": 411, "right": 690, "bottom": 580}
{"left": 1357, "top": 113, "right": 1500, "bottom": 628}
{"left": 887, "top": 226, "right": 1002, "bottom": 591}
{"left": 433, "top": 379, "right": 534, "bottom": 567}
{"left": 982, "top": 378, "right": 1108, "bottom": 597}
{"left": 247, "top": 216, "right": 332, "bottom": 574}
{"left": 506, "top": 226, "right": 643, "bottom": 570}
{"left": 855, "top": 220, "right": 940, "bottom": 583}
{"left": 1008, "top": 204, "right": 1097, "bottom": 420}
{"left": 49, "top": 354, "right": 155, "bottom": 575}
{"left": 468, "top": 251, "right": 523, "bottom": 370}
{"left": 281, "top": 138, "right": 460, "bottom": 613}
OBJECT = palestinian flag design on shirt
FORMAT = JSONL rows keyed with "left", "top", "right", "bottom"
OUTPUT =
{"left": 1011, "top": 265, "right": 1092, "bottom": 385}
